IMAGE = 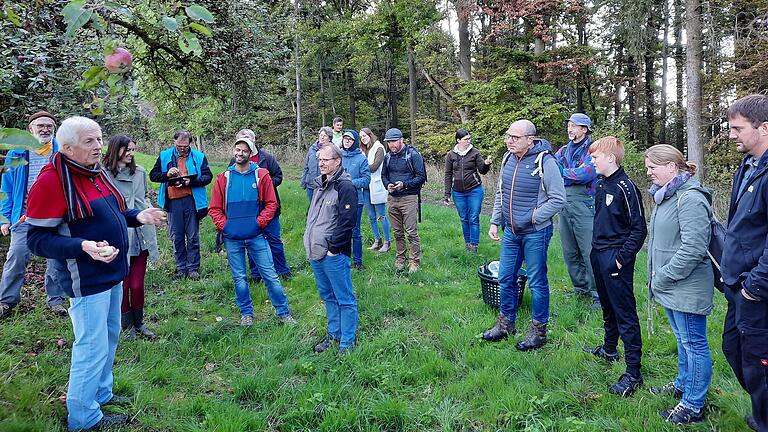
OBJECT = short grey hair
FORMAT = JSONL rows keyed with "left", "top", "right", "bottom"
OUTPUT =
{"left": 236, "top": 128, "right": 256, "bottom": 141}
{"left": 319, "top": 126, "right": 334, "bottom": 141}
{"left": 56, "top": 116, "right": 101, "bottom": 147}
{"left": 319, "top": 142, "right": 343, "bottom": 159}
{"left": 510, "top": 119, "right": 536, "bottom": 136}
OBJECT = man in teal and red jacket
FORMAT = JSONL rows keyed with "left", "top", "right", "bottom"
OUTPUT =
{"left": 208, "top": 138, "right": 295, "bottom": 327}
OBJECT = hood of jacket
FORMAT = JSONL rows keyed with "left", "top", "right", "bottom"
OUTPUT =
{"left": 341, "top": 129, "right": 360, "bottom": 152}
{"left": 228, "top": 161, "right": 258, "bottom": 175}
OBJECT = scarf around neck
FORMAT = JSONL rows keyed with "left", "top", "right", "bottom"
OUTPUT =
{"left": 52, "top": 152, "right": 127, "bottom": 221}
{"left": 649, "top": 171, "right": 692, "bottom": 205}
{"left": 453, "top": 144, "right": 473, "bottom": 157}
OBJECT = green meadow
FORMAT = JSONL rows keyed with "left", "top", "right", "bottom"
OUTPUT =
{"left": 0, "top": 154, "right": 751, "bottom": 431}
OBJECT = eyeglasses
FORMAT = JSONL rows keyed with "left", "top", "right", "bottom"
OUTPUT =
{"left": 504, "top": 134, "right": 532, "bottom": 141}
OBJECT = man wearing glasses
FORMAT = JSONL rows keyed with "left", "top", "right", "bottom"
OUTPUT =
{"left": 0, "top": 111, "right": 67, "bottom": 318}
{"left": 150, "top": 130, "right": 212, "bottom": 279}
{"left": 304, "top": 144, "right": 359, "bottom": 353}
{"left": 483, "top": 120, "right": 565, "bottom": 351}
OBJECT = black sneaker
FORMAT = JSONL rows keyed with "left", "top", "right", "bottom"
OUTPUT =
{"left": 187, "top": 271, "right": 201, "bottom": 280}
{"left": 649, "top": 381, "right": 683, "bottom": 399}
{"left": 279, "top": 272, "right": 293, "bottom": 281}
{"left": 660, "top": 402, "right": 704, "bottom": 424}
{"left": 583, "top": 345, "right": 620, "bottom": 364}
{"left": 746, "top": 415, "right": 758, "bottom": 431}
{"left": 609, "top": 373, "right": 643, "bottom": 397}
{"left": 88, "top": 413, "right": 129, "bottom": 430}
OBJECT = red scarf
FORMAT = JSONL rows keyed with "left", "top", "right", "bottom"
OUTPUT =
{"left": 52, "top": 153, "right": 127, "bottom": 221}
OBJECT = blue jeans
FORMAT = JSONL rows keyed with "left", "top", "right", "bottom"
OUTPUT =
{"left": 363, "top": 189, "right": 390, "bottom": 241}
{"left": 452, "top": 186, "right": 484, "bottom": 246}
{"left": 352, "top": 204, "right": 364, "bottom": 265}
{"left": 310, "top": 254, "right": 358, "bottom": 349}
{"left": 249, "top": 216, "right": 291, "bottom": 278}
{"left": 224, "top": 236, "right": 290, "bottom": 318}
{"left": 67, "top": 283, "right": 122, "bottom": 430}
{"left": 664, "top": 308, "right": 712, "bottom": 410}
{"left": 167, "top": 195, "right": 200, "bottom": 273}
{"left": 498, "top": 225, "right": 554, "bottom": 324}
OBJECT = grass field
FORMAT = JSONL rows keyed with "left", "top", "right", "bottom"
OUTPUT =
{"left": 0, "top": 153, "right": 753, "bottom": 431}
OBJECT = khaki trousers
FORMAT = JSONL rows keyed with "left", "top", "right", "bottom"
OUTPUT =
{"left": 387, "top": 194, "right": 421, "bottom": 265}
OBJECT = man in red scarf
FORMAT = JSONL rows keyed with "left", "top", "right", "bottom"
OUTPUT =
{"left": 25, "top": 116, "right": 165, "bottom": 431}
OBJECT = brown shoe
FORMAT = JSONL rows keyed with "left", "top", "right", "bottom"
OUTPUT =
{"left": 378, "top": 241, "right": 391, "bottom": 253}
{"left": 482, "top": 313, "right": 515, "bottom": 341}
{"left": 368, "top": 239, "right": 382, "bottom": 250}
{"left": 515, "top": 320, "right": 547, "bottom": 351}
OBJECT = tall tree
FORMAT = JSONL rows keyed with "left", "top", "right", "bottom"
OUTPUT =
{"left": 686, "top": 0, "right": 703, "bottom": 174}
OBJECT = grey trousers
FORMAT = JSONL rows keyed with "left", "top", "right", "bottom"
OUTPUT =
{"left": 0, "top": 221, "right": 64, "bottom": 307}
{"left": 559, "top": 188, "right": 598, "bottom": 300}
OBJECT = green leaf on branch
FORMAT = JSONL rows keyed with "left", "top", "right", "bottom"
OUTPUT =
{"left": 90, "top": 13, "right": 107, "bottom": 32}
{"left": 185, "top": 5, "right": 215, "bottom": 23}
{"left": 106, "top": 73, "right": 122, "bottom": 87}
{"left": 3, "top": 8, "right": 22, "bottom": 26}
{"left": 103, "top": 39, "right": 118, "bottom": 56}
{"left": 62, "top": 1, "right": 92, "bottom": 39}
{"left": 188, "top": 22, "right": 212, "bottom": 37}
{"left": 182, "top": 31, "right": 202, "bottom": 54}
{"left": 81, "top": 65, "right": 107, "bottom": 90}
{"left": 162, "top": 16, "right": 178, "bottom": 32}
{"left": 0, "top": 129, "right": 42, "bottom": 151}
{"left": 104, "top": 1, "right": 133, "bottom": 19}
{"left": 178, "top": 35, "right": 192, "bottom": 54}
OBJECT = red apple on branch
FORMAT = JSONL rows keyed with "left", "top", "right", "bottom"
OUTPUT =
{"left": 104, "top": 47, "right": 133, "bottom": 73}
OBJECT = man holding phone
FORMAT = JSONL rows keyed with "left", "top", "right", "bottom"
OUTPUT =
{"left": 150, "top": 131, "right": 212, "bottom": 279}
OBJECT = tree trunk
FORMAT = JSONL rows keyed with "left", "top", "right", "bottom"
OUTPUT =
{"left": 294, "top": 0, "right": 302, "bottom": 150}
{"left": 627, "top": 59, "right": 638, "bottom": 140}
{"left": 576, "top": 9, "right": 586, "bottom": 112}
{"left": 408, "top": 45, "right": 417, "bottom": 145}
{"left": 686, "top": 0, "right": 703, "bottom": 175}
{"left": 644, "top": 51, "right": 655, "bottom": 148}
{"left": 614, "top": 44, "right": 624, "bottom": 121}
{"left": 319, "top": 56, "right": 326, "bottom": 126}
{"left": 659, "top": 0, "right": 669, "bottom": 144}
{"left": 389, "top": 56, "right": 398, "bottom": 128}
{"left": 346, "top": 69, "right": 356, "bottom": 129}
{"left": 674, "top": 0, "right": 684, "bottom": 151}
{"left": 456, "top": 0, "right": 472, "bottom": 80}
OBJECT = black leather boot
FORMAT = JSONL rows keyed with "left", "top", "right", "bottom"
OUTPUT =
{"left": 133, "top": 309, "right": 156, "bottom": 339}
{"left": 121, "top": 312, "right": 136, "bottom": 340}
{"left": 515, "top": 320, "right": 547, "bottom": 351}
{"left": 482, "top": 313, "right": 515, "bottom": 341}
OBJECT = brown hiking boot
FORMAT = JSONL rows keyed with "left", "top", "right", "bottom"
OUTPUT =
{"left": 482, "top": 313, "right": 515, "bottom": 341}
{"left": 515, "top": 320, "right": 547, "bottom": 351}
{"left": 368, "top": 239, "right": 382, "bottom": 250}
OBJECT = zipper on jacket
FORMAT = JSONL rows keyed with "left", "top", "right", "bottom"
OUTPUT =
{"left": 508, "top": 157, "right": 522, "bottom": 236}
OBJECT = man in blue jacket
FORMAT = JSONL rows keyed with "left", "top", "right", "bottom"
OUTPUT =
{"left": 149, "top": 131, "right": 212, "bottom": 279}
{"left": 721, "top": 94, "right": 768, "bottom": 432}
{"left": 0, "top": 111, "right": 66, "bottom": 318}
{"left": 380, "top": 128, "right": 426, "bottom": 273}
{"left": 483, "top": 119, "right": 566, "bottom": 351}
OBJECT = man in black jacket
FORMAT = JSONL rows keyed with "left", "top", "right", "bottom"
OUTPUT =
{"left": 722, "top": 94, "right": 768, "bottom": 432}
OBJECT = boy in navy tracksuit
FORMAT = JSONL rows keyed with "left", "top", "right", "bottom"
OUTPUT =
{"left": 585, "top": 136, "right": 648, "bottom": 396}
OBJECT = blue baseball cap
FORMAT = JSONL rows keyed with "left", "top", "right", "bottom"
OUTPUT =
{"left": 384, "top": 128, "right": 403, "bottom": 141}
{"left": 567, "top": 113, "right": 592, "bottom": 131}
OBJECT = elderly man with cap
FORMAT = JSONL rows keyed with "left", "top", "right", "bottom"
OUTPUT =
{"left": 25, "top": 116, "right": 166, "bottom": 430}
{"left": 231, "top": 129, "right": 292, "bottom": 281}
{"left": 209, "top": 137, "right": 296, "bottom": 327}
{"left": 554, "top": 113, "right": 600, "bottom": 308}
{"left": 380, "top": 128, "right": 427, "bottom": 273}
{"left": 0, "top": 111, "right": 67, "bottom": 318}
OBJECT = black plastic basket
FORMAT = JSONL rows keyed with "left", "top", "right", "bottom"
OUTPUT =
{"left": 478, "top": 264, "right": 528, "bottom": 308}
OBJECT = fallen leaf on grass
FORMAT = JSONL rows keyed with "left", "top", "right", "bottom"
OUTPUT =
{"left": 204, "top": 362, "right": 216, "bottom": 372}
{"left": 215, "top": 316, "right": 223, "bottom": 322}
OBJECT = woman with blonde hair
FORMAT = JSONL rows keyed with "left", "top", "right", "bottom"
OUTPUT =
{"left": 645, "top": 144, "right": 714, "bottom": 425}
{"left": 359, "top": 127, "right": 391, "bottom": 253}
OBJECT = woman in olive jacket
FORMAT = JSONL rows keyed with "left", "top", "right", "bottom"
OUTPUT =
{"left": 645, "top": 144, "right": 714, "bottom": 424}
{"left": 104, "top": 135, "right": 161, "bottom": 340}
{"left": 443, "top": 129, "right": 492, "bottom": 252}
